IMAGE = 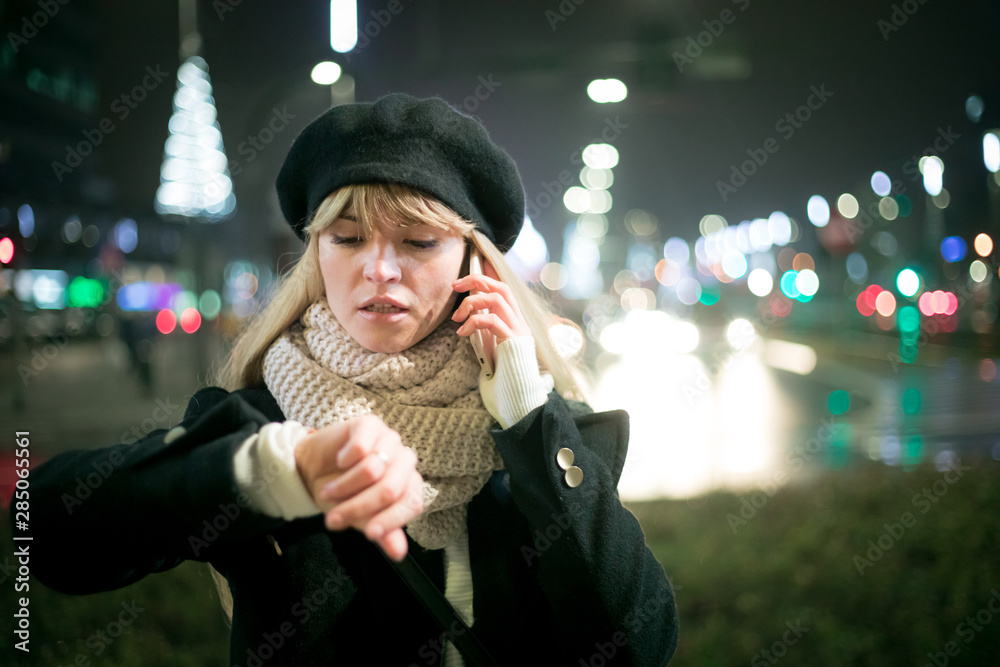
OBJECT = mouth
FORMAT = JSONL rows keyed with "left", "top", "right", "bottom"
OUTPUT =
{"left": 362, "top": 304, "right": 408, "bottom": 314}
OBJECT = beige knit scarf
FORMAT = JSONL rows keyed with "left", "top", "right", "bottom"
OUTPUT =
{"left": 262, "top": 298, "right": 504, "bottom": 550}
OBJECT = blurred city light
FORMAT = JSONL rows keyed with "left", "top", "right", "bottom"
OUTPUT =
{"left": 836, "top": 193, "right": 859, "bottom": 218}
{"left": 828, "top": 390, "right": 850, "bottom": 415}
{"left": 587, "top": 78, "right": 627, "bottom": 103}
{"left": 984, "top": 131, "right": 1000, "bottom": 172}
{"left": 154, "top": 56, "right": 236, "bottom": 221}
{"left": 330, "top": 0, "right": 358, "bottom": 52}
{"left": 582, "top": 143, "right": 619, "bottom": 169}
{"left": 726, "top": 318, "right": 755, "bottom": 349}
{"left": 920, "top": 155, "right": 944, "bottom": 196}
{"left": 806, "top": 195, "right": 830, "bottom": 227}
{"left": 310, "top": 61, "right": 342, "bottom": 84}
{"left": 156, "top": 308, "right": 177, "bottom": 334}
{"left": 0, "top": 238, "right": 13, "bottom": 264}
{"left": 875, "top": 290, "right": 896, "bottom": 317}
{"left": 870, "top": 171, "right": 892, "bottom": 196}
{"left": 17, "top": 204, "right": 34, "bottom": 237}
{"left": 699, "top": 214, "right": 727, "bottom": 236}
{"left": 762, "top": 338, "right": 816, "bottom": 375}
{"left": 747, "top": 268, "right": 773, "bottom": 296}
{"left": 970, "top": 260, "right": 988, "bottom": 282}
{"left": 795, "top": 269, "right": 819, "bottom": 297}
{"left": 563, "top": 186, "right": 590, "bottom": 213}
{"left": 966, "top": 95, "right": 985, "bottom": 122}
{"left": 846, "top": 252, "right": 868, "bottom": 283}
{"left": 896, "top": 268, "right": 920, "bottom": 297}
{"left": 580, "top": 166, "right": 613, "bottom": 189}
{"left": 973, "top": 233, "right": 993, "bottom": 256}
{"left": 180, "top": 307, "right": 202, "bottom": 333}
{"left": 940, "top": 236, "right": 967, "bottom": 262}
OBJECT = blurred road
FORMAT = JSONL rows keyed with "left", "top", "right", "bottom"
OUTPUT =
{"left": 1, "top": 329, "right": 997, "bottom": 505}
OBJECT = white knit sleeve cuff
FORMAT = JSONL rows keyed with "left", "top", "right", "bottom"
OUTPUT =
{"left": 494, "top": 335, "right": 555, "bottom": 429}
{"left": 233, "top": 420, "right": 322, "bottom": 521}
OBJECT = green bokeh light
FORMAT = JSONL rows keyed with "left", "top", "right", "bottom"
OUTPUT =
{"left": 902, "top": 388, "right": 922, "bottom": 414}
{"left": 828, "top": 390, "right": 850, "bottom": 415}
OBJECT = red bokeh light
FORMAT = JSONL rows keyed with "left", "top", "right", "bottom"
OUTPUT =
{"left": 180, "top": 308, "right": 201, "bottom": 333}
{"left": 156, "top": 309, "right": 177, "bottom": 334}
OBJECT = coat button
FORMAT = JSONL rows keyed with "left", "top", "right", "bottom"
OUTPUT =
{"left": 556, "top": 447, "right": 574, "bottom": 470}
{"left": 163, "top": 426, "right": 186, "bottom": 444}
{"left": 564, "top": 465, "right": 583, "bottom": 488}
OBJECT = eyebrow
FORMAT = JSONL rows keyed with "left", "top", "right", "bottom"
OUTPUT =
{"left": 339, "top": 213, "right": 358, "bottom": 222}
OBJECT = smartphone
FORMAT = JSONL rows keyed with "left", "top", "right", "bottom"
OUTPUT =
{"left": 467, "top": 251, "right": 496, "bottom": 378}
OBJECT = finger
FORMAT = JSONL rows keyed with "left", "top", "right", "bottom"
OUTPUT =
{"left": 452, "top": 291, "right": 518, "bottom": 326}
{"left": 453, "top": 273, "right": 512, "bottom": 300}
{"left": 320, "top": 429, "right": 402, "bottom": 502}
{"left": 318, "top": 449, "right": 387, "bottom": 503}
{"left": 377, "top": 527, "right": 409, "bottom": 562}
{"left": 363, "top": 471, "right": 425, "bottom": 541}
{"left": 456, "top": 312, "right": 514, "bottom": 343}
{"left": 326, "top": 447, "right": 416, "bottom": 529}
{"left": 335, "top": 414, "right": 390, "bottom": 470}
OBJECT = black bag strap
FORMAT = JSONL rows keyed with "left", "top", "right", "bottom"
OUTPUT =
{"left": 380, "top": 550, "right": 500, "bottom": 667}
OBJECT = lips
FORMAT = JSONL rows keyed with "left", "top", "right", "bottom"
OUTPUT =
{"left": 359, "top": 297, "right": 409, "bottom": 311}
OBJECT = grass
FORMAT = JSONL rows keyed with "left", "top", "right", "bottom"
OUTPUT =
{"left": 2, "top": 460, "right": 998, "bottom": 665}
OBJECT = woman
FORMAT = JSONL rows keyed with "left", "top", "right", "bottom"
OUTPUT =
{"left": 24, "top": 93, "right": 678, "bottom": 665}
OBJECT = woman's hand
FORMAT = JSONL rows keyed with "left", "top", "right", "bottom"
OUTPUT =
{"left": 294, "top": 414, "right": 425, "bottom": 562}
{"left": 451, "top": 258, "right": 530, "bottom": 346}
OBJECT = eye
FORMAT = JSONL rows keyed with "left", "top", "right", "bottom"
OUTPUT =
{"left": 406, "top": 239, "right": 438, "bottom": 249}
{"left": 331, "top": 236, "right": 363, "bottom": 246}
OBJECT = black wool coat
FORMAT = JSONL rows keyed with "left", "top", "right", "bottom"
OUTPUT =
{"left": 24, "top": 385, "right": 679, "bottom": 666}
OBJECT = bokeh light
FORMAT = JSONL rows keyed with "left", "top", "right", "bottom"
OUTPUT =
{"left": 828, "top": 390, "right": 850, "bottom": 415}
{"left": 870, "top": 171, "right": 892, "bottom": 196}
{"left": 896, "top": 269, "right": 920, "bottom": 297}
{"left": 875, "top": 290, "right": 897, "bottom": 317}
{"left": 807, "top": 195, "right": 830, "bottom": 227}
{"left": 940, "top": 236, "right": 967, "bottom": 263}
{"left": 974, "top": 233, "right": 993, "bottom": 256}
{"left": 836, "top": 193, "right": 859, "bottom": 218}
{"left": 747, "top": 268, "right": 773, "bottom": 296}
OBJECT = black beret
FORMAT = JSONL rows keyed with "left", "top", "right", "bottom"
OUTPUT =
{"left": 276, "top": 92, "right": 526, "bottom": 252}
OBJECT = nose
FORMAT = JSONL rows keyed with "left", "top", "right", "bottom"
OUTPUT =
{"left": 362, "top": 241, "right": 402, "bottom": 284}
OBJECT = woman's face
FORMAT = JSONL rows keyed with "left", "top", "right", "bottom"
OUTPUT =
{"left": 318, "top": 207, "right": 467, "bottom": 353}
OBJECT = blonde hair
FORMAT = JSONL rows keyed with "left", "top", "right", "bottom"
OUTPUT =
{"left": 205, "top": 182, "right": 590, "bottom": 624}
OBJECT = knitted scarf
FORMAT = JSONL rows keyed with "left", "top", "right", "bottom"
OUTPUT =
{"left": 262, "top": 298, "right": 504, "bottom": 550}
